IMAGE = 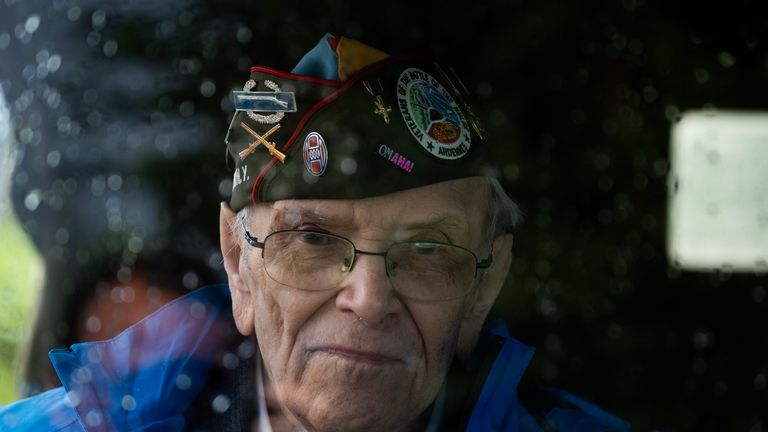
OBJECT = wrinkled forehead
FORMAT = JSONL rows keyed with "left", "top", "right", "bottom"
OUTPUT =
{"left": 254, "top": 178, "right": 489, "bottom": 240}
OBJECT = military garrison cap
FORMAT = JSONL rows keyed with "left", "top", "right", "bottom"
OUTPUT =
{"left": 225, "top": 33, "right": 491, "bottom": 211}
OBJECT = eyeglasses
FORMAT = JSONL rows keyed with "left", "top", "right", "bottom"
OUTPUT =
{"left": 243, "top": 228, "right": 492, "bottom": 301}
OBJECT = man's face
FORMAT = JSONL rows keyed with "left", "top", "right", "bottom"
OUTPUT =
{"left": 221, "top": 178, "right": 508, "bottom": 431}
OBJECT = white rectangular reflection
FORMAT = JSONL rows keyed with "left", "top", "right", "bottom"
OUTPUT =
{"left": 668, "top": 110, "right": 768, "bottom": 272}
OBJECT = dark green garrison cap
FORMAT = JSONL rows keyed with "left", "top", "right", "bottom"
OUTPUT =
{"left": 225, "top": 34, "right": 492, "bottom": 211}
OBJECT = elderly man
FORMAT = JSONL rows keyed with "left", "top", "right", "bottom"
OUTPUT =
{"left": 0, "top": 35, "right": 628, "bottom": 431}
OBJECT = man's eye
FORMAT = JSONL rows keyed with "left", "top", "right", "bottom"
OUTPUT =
{"left": 299, "top": 232, "right": 330, "bottom": 246}
{"left": 412, "top": 242, "right": 441, "bottom": 255}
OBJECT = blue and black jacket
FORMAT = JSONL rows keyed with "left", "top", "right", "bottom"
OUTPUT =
{"left": 0, "top": 284, "right": 629, "bottom": 431}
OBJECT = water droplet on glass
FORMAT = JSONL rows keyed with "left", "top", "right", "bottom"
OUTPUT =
{"left": 86, "top": 31, "right": 101, "bottom": 47}
{"left": 86, "top": 346, "right": 102, "bottom": 365}
{"left": 46, "top": 150, "right": 61, "bottom": 168}
{"left": 85, "top": 410, "right": 102, "bottom": 427}
{"left": 128, "top": 236, "right": 143, "bottom": 254}
{"left": 55, "top": 227, "right": 69, "bottom": 245}
{"left": 91, "top": 10, "right": 107, "bottom": 31}
{"left": 692, "top": 331, "right": 714, "bottom": 349}
{"left": 190, "top": 301, "right": 206, "bottom": 319}
{"left": 67, "top": 6, "right": 82, "bottom": 22}
{"left": 179, "top": 101, "right": 194, "bottom": 117}
{"left": 121, "top": 395, "right": 137, "bottom": 411}
{"left": 103, "top": 40, "right": 118, "bottom": 57}
{"left": 183, "top": 272, "right": 199, "bottom": 290}
{"left": 24, "top": 15, "right": 40, "bottom": 34}
{"left": 35, "top": 49, "right": 49, "bottom": 64}
{"left": 200, "top": 80, "right": 216, "bottom": 98}
{"left": 718, "top": 51, "right": 735, "bottom": 68}
{"left": 116, "top": 265, "right": 132, "bottom": 284}
{"left": 339, "top": 157, "right": 357, "bottom": 175}
{"left": 63, "top": 178, "right": 77, "bottom": 194}
{"left": 72, "top": 366, "right": 93, "bottom": 384}
{"left": 91, "top": 175, "right": 106, "bottom": 196}
{"left": 222, "top": 353, "right": 239, "bottom": 370}
{"left": 236, "top": 26, "right": 253, "bottom": 43}
{"left": 158, "top": 20, "right": 176, "bottom": 38}
{"left": 24, "top": 189, "right": 41, "bottom": 211}
{"left": 120, "top": 286, "right": 135, "bottom": 303}
{"left": 237, "top": 340, "right": 256, "bottom": 359}
{"left": 212, "top": 395, "right": 231, "bottom": 413}
{"left": 107, "top": 174, "right": 123, "bottom": 191}
{"left": 176, "top": 374, "right": 192, "bottom": 390}
{"left": 67, "top": 390, "right": 81, "bottom": 407}
{"left": 86, "top": 315, "right": 101, "bottom": 333}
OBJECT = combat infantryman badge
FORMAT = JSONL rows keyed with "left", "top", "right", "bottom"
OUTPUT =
{"left": 237, "top": 79, "right": 297, "bottom": 124}
{"left": 224, "top": 79, "right": 298, "bottom": 145}
{"left": 364, "top": 78, "right": 392, "bottom": 124}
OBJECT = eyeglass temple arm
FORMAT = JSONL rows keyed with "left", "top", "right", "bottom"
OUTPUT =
{"left": 243, "top": 227, "right": 266, "bottom": 249}
{"left": 476, "top": 253, "right": 493, "bottom": 269}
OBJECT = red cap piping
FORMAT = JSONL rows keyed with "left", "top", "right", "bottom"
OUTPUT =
{"left": 250, "top": 55, "right": 419, "bottom": 204}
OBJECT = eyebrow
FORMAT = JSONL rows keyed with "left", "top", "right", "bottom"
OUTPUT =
{"left": 268, "top": 204, "right": 469, "bottom": 239}
{"left": 406, "top": 212, "right": 467, "bottom": 232}
{"left": 268, "top": 205, "right": 347, "bottom": 231}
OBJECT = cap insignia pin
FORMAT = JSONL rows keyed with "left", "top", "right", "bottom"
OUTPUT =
{"left": 396, "top": 68, "right": 472, "bottom": 160}
{"left": 238, "top": 79, "right": 296, "bottom": 124}
{"left": 364, "top": 78, "right": 392, "bottom": 124}
{"left": 239, "top": 122, "right": 287, "bottom": 163}
{"left": 224, "top": 79, "right": 297, "bottom": 144}
{"left": 303, "top": 132, "right": 328, "bottom": 176}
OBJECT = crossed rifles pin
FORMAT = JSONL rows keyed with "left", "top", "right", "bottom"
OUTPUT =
{"left": 239, "top": 122, "right": 287, "bottom": 163}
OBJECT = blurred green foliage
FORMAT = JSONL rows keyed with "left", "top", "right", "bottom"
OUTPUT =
{"left": 0, "top": 209, "right": 42, "bottom": 404}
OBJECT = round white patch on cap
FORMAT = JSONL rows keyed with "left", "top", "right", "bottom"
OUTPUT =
{"left": 396, "top": 68, "right": 471, "bottom": 160}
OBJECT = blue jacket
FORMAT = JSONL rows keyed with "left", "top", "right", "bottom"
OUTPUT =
{"left": 0, "top": 285, "right": 629, "bottom": 431}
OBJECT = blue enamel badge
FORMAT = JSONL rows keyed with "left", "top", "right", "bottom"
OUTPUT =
{"left": 303, "top": 132, "right": 328, "bottom": 176}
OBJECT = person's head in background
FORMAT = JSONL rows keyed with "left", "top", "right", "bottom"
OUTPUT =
{"left": 23, "top": 253, "right": 221, "bottom": 393}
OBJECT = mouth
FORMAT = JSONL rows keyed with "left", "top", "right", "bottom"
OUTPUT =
{"left": 311, "top": 346, "right": 400, "bottom": 365}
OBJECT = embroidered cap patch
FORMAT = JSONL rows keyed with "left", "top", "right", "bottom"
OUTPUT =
{"left": 303, "top": 132, "right": 328, "bottom": 176}
{"left": 397, "top": 68, "right": 471, "bottom": 160}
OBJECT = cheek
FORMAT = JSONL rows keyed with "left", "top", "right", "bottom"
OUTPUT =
{"left": 246, "top": 266, "right": 337, "bottom": 378}
{"left": 238, "top": 254, "right": 287, "bottom": 363}
{"left": 410, "top": 302, "right": 466, "bottom": 375}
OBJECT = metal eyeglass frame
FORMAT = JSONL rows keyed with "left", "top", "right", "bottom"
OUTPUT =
{"left": 242, "top": 226, "right": 493, "bottom": 278}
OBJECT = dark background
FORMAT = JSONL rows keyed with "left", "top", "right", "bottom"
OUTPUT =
{"left": 2, "top": 0, "right": 768, "bottom": 430}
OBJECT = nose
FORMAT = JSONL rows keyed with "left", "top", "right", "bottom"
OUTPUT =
{"left": 334, "top": 253, "right": 403, "bottom": 327}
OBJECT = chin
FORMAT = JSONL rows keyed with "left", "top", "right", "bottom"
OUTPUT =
{"left": 294, "top": 400, "right": 416, "bottom": 432}
{"left": 283, "top": 382, "right": 427, "bottom": 432}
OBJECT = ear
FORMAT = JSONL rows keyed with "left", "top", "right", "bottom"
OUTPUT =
{"left": 456, "top": 233, "right": 514, "bottom": 359}
{"left": 220, "top": 202, "right": 254, "bottom": 335}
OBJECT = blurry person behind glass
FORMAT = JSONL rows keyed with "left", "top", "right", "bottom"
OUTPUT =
{"left": 23, "top": 253, "right": 220, "bottom": 393}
